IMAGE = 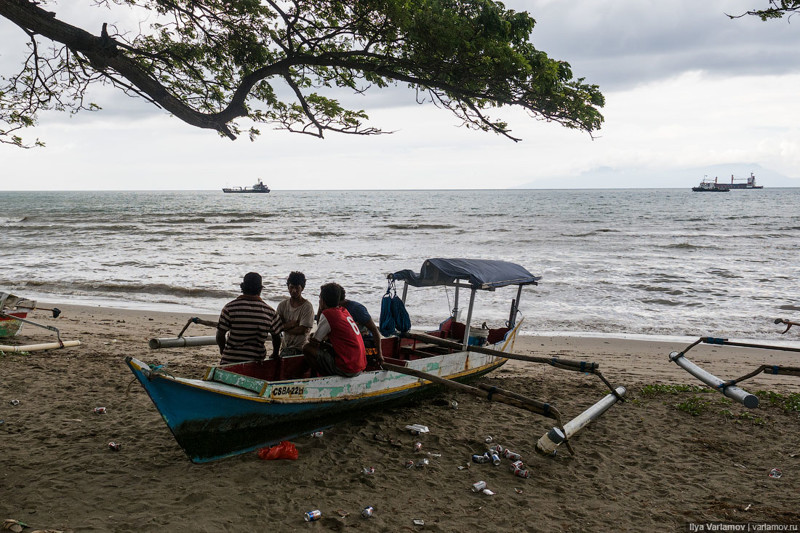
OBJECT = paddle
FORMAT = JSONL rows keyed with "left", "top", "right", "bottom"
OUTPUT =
{"left": 382, "top": 362, "right": 575, "bottom": 454}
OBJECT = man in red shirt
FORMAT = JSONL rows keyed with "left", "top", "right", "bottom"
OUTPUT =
{"left": 302, "top": 283, "right": 366, "bottom": 377}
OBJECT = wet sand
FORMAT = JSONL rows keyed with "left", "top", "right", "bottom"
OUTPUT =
{"left": 1, "top": 304, "right": 798, "bottom": 532}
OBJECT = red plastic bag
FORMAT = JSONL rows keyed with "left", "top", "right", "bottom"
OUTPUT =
{"left": 257, "top": 441, "right": 299, "bottom": 460}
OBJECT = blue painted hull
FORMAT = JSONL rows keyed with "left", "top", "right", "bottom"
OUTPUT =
{"left": 126, "top": 356, "right": 505, "bottom": 463}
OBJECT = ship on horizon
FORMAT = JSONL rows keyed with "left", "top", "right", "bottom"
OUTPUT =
{"left": 692, "top": 173, "right": 763, "bottom": 192}
{"left": 222, "top": 179, "right": 270, "bottom": 194}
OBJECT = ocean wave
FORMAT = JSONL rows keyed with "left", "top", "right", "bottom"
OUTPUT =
{"left": 18, "top": 279, "right": 235, "bottom": 300}
{"left": 384, "top": 224, "right": 456, "bottom": 230}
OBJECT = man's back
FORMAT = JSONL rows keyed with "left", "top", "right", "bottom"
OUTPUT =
{"left": 218, "top": 295, "right": 282, "bottom": 364}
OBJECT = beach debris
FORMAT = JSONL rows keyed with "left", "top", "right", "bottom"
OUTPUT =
{"left": 450, "top": 400, "right": 458, "bottom": 410}
{"left": 427, "top": 452, "right": 441, "bottom": 458}
{"left": 503, "top": 449, "right": 522, "bottom": 462}
{"left": 304, "top": 510, "right": 322, "bottom": 522}
{"left": 490, "top": 444, "right": 503, "bottom": 455}
{"left": 415, "top": 458, "right": 430, "bottom": 468}
{"left": 336, "top": 510, "right": 349, "bottom": 518}
{"left": 9, "top": 400, "right": 20, "bottom": 406}
{"left": 93, "top": 407, "right": 107, "bottom": 414}
{"left": 457, "top": 465, "right": 468, "bottom": 470}
{"left": 472, "top": 481, "right": 487, "bottom": 492}
{"left": 490, "top": 452, "right": 501, "bottom": 466}
{"left": 257, "top": 441, "right": 298, "bottom": 460}
{"left": 413, "top": 441, "right": 423, "bottom": 452}
{"left": 514, "top": 488, "right": 524, "bottom": 494}
{"left": 472, "top": 452, "right": 490, "bottom": 464}
{"left": 2, "top": 519, "right": 27, "bottom": 533}
{"left": 484, "top": 435, "right": 493, "bottom": 443}
{"left": 405, "top": 424, "right": 429, "bottom": 435}
{"left": 361, "top": 506, "right": 374, "bottom": 518}
{"left": 733, "top": 463, "right": 747, "bottom": 469}
{"left": 108, "top": 441, "right": 121, "bottom": 451}
{"left": 769, "top": 468, "right": 782, "bottom": 479}
{"left": 412, "top": 519, "right": 425, "bottom": 526}
{"left": 405, "top": 460, "right": 415, "bottom": 469}
{"left": 744, "top": 504, "right": 752, "bottom": 512}
{"left": 310, "top": 431, "right": 324, "bottom": 438}
{"left": 362, "top": 466, "right": 375, "bottom": 475}
{"left": 482, "top": 488, "right": 495, "bottom": 496}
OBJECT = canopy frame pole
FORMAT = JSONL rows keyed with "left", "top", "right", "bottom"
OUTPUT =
{"left": 451, "top": 284, "right": 460, "bottom": 321}
{"left": 508, "top": 285, "right": 523, "bottom": 328}
{"left": 461, "top": 288, "right": 477, "bottom": 349}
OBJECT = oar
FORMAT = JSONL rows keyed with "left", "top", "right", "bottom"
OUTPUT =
{"left": 382, "top": 362, "right": 575, "bottom": 454}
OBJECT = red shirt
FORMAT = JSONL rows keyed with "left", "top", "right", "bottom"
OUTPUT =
{"left": 316, "top": 307, "right": 367, "bottom": 374}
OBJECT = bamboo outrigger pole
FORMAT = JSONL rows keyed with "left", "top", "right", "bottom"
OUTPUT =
{"left": 402, "top": 331, "right": 624, "bottom": 400}
{"left": 382, "top": 362, "right": 575, "bottom": 454}
{"left": 149, "top": 336, "right": 218, "bottom": 349}
{"left": 0, "top": 340, "right": 81, "bottom": 352}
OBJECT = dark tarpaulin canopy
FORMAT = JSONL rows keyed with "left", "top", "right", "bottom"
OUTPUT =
{"left": 392, "top": 258, "right": 541, "bottom": 290}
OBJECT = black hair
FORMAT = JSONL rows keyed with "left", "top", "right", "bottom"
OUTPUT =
{"left": 241, "top": 272, "right": 263, "bottom": 295}
{"left": 287, "top": 271, "right": 306, "bottom": 288}
{"left": 319, "top": 283, "right": 342, "bottom": 308}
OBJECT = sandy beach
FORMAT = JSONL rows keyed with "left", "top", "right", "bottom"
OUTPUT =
{"left": 2, "top": 303, "right": 798, "bottom": 532}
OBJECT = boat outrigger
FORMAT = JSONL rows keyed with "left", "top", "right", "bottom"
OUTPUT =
{"left": 0, "top": 292, "right": 80, "bottom": 352}
{"left": 222, "top": 179, "right": 270, "bottom": 193}
{"left": 128, "top": 258, "right": 626, "bottom": 463}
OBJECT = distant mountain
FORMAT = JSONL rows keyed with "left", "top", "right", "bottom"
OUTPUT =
{"left": 511, "top": 163, "right": 800, "bottom": 189}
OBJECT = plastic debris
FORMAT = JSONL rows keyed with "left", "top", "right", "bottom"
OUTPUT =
{"left": 9, "top": 400, "right": 20, "bottom": 406}
{"left": 362, "top": 466, "right": 375, "bottom": 475}
{"left": 405, "top": 424, "right": 429, "bottom": 435}
{"left": 413, "top": 519, "right": 425, "bottom": 526}
{"left": 769, "top": 468, "right": 782, "bottom": 479}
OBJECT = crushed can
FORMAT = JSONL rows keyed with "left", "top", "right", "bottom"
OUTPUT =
{"left": 310, "top": 431, "right": 324, "bottom": 438}
{"left": 93, "top": 407, "right": 107, "bottom": 414}
{"left": 9, "top": 399, "right": 20, "bottom": 406}
{"left": 490, "top": 444, "right": 504, "bottom": 455}
{"left": 416, "top": 458, "right": 429, "bottom": 468}
{"left": 482, "top": 488, "right": 496, "bottom": 496}
{"left": 472, "top": 453, "right": 490, "bottom": 464}
{"left": 512, "top": 467, "right": 530, "bottom": 478}
{"left": 472, "top": 480, "right": 487, "bottom": 492}
{"left": 490, "top": 453, "right": 501, "bottom": 466}
{"left": 414, "top": 441, "right": 423, "bottom": 452}
{"left": 485, "top": 436, "right": 493, "bottom": 443}
{"left": 361, "top": 506, "right": 374, "bottom": 518}
{"left": 362, "top": 466, "right": 375, "bottom": 475}
{"left": 504, "top": 449, "right": 521, "bottom": 461}
{"left": 304, "top": 510, "right": 322, "bottom": 522}
{"left": 405, "top": 460, "right": 415, "bottom": 469}
{"left": 108, "top": 441, "right": 121, "bottom": 451}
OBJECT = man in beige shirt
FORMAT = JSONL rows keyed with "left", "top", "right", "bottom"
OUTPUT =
{"left": 276, "top": 271, "right": 315, "bottom": 356}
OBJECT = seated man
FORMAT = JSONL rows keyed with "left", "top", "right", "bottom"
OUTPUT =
{"left": 302, "top": 283, "right": 366, "bottom": 377}
{"left": 335, "top": 283, "right": 384, "bottom": 366}
{"left": 276, "top": 271, "right": 315, "bottom": 356}
{"left": 216, "top": 272, "right": 282, "bottom": 365}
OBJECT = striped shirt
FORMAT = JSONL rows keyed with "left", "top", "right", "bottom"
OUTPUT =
{"left": 217, "top": 295, "right": 283, "bottom": 364}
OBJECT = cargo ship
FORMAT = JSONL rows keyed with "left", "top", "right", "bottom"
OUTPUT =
{"left": 223, "top": 179, "right": 270, "bottom": 193}
{"left": 692, "top": 173, "right": 763, "bottom": 192}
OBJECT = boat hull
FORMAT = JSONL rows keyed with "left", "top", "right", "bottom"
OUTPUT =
{"left": 0, "top": 312, "right": 28, "bottom": 337}
{"left": 126, "top": 350, "right": 506, "bottom": 463}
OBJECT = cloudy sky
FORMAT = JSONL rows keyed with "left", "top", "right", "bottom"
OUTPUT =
{"left": 1, "top": 0, "right": 799, "bottom": 190}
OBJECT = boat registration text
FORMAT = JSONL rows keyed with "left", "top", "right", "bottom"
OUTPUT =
{"left": 270, "top": 385, "right": 306, "bottom": 399}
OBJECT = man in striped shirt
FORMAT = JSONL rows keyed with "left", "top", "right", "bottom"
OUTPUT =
{"left": 216, "top": 272, "right": 283, "bottom": 365}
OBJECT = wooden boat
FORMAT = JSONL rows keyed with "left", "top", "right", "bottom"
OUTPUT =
{"left": 0, "top": 292, "right": 80, "bottom": 351}
{"left": 222, "top": 179, "right": 270, "bottom": 193}
{"left": 0, "top": 292, "right": 35, "bottom": 337}
{"left": 126, "top": 258, "right": 541, "bottom": 463}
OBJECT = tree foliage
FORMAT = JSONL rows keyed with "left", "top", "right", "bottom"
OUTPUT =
{"left": 0, "top": 0, "right": 604, "bottom": 148}
{"left": 733, "top": 0, "right": 800, "bottom": 20}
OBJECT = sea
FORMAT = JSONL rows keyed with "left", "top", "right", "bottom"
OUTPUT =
{"left": 1, "top": 189, "right": 798, "bottom": 342}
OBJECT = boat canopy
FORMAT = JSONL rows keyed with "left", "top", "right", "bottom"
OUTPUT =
{"left": 392, "top": 258, "right": 540, "bottom": 290}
